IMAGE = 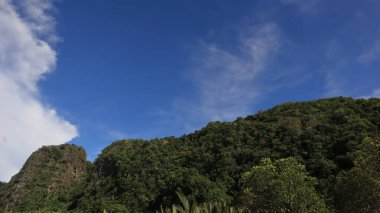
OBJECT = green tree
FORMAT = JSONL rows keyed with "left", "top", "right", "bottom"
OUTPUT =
{"left": 0, "top": 181, "right": 5, "bottom": 192}
{"left": 241, "top": 157, "right": 327, "bottom": 212}
{"left": 335, "top": 137, "right": 380, "bottom": 212}
{"left": 158, "top": 191, "right": 242, "bottom": 213}
{"left": 0, "top": 181, "right": 5, "bottom": 209}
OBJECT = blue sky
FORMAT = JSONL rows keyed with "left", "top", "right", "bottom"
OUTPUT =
{"left": 0, "top": 0, "right": 379, "bottom": 181}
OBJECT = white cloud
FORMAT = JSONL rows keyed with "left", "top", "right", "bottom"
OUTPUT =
{"left": 372, "top": 89, "right": 380, "bottom": 98}
{"left": 357, "top": 40, "right": 380, "bottom": 64}
{"left": 107, "top": 130, "right": 128, "bottom": 140}
{"left": 0, "top": 0, "right": 78, "bottom": 182}
{"left": 172, "top": 23, "right": 281, "bottom": 127}
{"left": 360, "top": 88, "right": 380, "bottom": 99}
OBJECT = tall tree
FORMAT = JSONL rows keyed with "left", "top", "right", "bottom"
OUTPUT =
{"left": 241, "top": 157, "right": 328, "bottom": 212}
{"left": 335, "top": 137, "right": 380, "bottom": 212}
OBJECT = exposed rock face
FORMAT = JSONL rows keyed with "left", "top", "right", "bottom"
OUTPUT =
{"left": 0, "top": 144, "right": 88, "bottom": 212}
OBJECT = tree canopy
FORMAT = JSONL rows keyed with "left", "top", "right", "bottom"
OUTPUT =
{"left": 1, "top": 97, "right": 380, "bottom": 212}
{"left": 241, "top": 157, "right": 327, "bottom": 212}
{"left": 335, "top": 137, "right": 380, "bottom": 212}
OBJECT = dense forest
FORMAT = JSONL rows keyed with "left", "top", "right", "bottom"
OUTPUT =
{"left": 1, "top": 97, "right": 380, "bottom": 212}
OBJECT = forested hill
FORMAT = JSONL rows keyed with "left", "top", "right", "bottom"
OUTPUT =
{"left": 0, "top": 145, "right": 88, "bottom": 212}
{"left": 1, "top": 97, "right": 380, "bottom": 212}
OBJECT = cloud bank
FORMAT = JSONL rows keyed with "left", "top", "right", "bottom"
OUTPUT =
{"left": 0, "top": 0, "right": 78, "bottom": 182}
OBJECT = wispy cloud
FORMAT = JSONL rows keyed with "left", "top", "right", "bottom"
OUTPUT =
{"left": 322, "top": 59, "right": 349, "bottom": 97}
{"left": 360, "top": 88, "right": 380, "bottom": 99}
{"left": 320, "top": 1, "right": 380, "bottom": 99}
{"left": 323, "top": 34, "right": 380, "bottom": 98}
{"left": 357, "top": 39, "right": 380, "bottom": 65}
{"left": 370, "top": 88, "right": 380, "bottom": 98}
{"left": 279, "top": 0, "right": 321, "bottom": 12}
{"left": 107, "top": 130, "right": 128, "bottom": 140}
{"left": 0, "top": 0, "right": 77, "bottom": 181}
{"left": 168, "top": 23, "right": 281, "bottom": 130}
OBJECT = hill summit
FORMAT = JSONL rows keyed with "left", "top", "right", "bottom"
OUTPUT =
{"left": 0, "top": 145, "right": 88, "bottom": 212}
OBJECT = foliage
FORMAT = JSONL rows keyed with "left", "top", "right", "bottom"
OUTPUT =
{"left": 0, "top": 145, "right": 88, "bottom": 212}
{"left": 73, "top": 97, "right": 380, "bottom": 212}
{"left": 335, "top": 137, "right": 380, "bottom": 212}
{"left": 2, "top": 97, "right": 380, "bottom": 212}
{"left": 0, "top": 181, "right": 5, "bottom": 192}
{"left": 241, "top": 157, "right": 328, "bottom": 212}
{"left": 0, "top": 181, "right": 5, "bottom": 208}
{"left": 158, "top": 191, "right": 243, "bottom": 213}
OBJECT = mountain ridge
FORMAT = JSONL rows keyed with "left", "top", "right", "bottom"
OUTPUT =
{"left": 1, "top": 97, "right": 380, "bottom": 212}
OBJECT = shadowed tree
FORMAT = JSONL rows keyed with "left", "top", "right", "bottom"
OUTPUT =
{"left": 335, "top": 137, "right": 380, "bottom": 212}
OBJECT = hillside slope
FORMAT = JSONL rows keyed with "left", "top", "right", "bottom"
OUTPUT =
{"left": 1, "top": 97, "right": 380, "bottom": 212}
{"left": 0, "top": 144, "right": 88, "bottom": 212}
{"left": 79, "top": 97, "right": 380, "bottom": 212}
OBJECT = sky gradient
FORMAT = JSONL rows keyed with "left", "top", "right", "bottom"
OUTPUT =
{"left": 0, "top": 0, "right": 379, "bottom": 181}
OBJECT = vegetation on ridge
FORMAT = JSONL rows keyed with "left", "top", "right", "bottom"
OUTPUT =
{"left": 1, "top": 97, "right": 380, "bottom": 212}
{"left": 0, "top": 144, "right": 89, "bottom": 212}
